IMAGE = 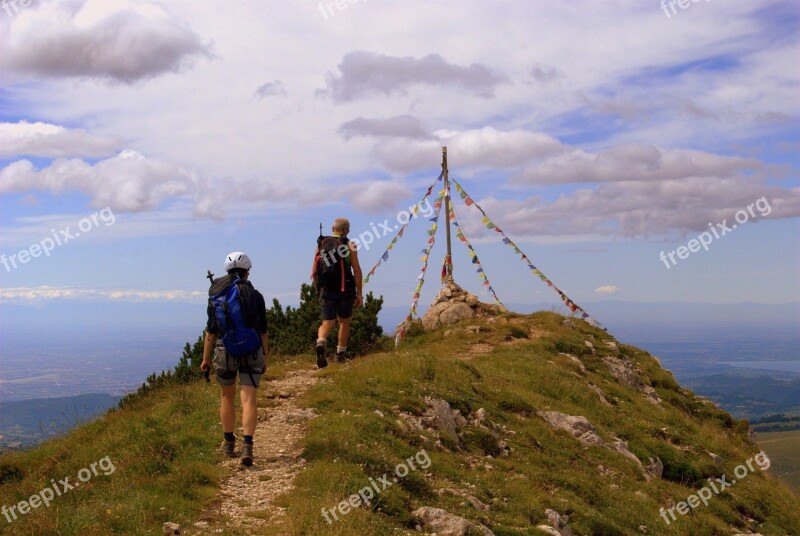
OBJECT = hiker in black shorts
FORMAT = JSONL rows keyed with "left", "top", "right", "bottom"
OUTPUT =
{"left": 201, "top": 252, "right": 268, "bottom": 466}
{"left": 312, "top": 218, "right": 363, "bottom": 368}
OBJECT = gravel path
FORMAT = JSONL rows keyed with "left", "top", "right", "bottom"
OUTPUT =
{"left": 193, "top": 368, "right": 320, "bottom": 534}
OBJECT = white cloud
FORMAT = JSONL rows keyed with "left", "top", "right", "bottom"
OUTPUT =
{"left": 476, "top": 181, "right": 800, "bottom": 239}
{"left": 594, "top": 285, "right": 619, "bottom": 295}
{"left": 0, "top": 150, "right": 199, "bottom": 212}
{"left": 321, "top": 51, "right": 507, "bottom": 102}
{"left": 0, "top": 0, "right": 209, "bottom": 83}
{"left": 0, "top": 286, "right": 204, "bottom": 302}
{"left": 338, "top": 115, "right": 430, "bottom": 140}
{"left": 374, "top": 126, "right": 564, "bottom": 173}
{"left": 0, "top": 121, "right": 122, "bottom": 158}
{"left": 515, "top": 144, "right": 763, "bottom": 185}
{"left": 343, "top": 181, "right": 414, "bottom": 213}
{"left": 0, "top": 0, "right": 794, "bottom": 240}
{"left": 254, "top": 80, "right": 287, "bottom": 98}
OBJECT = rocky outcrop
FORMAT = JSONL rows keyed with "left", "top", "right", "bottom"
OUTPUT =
{"left": 423, "top": 397, "right": 461, "bottom": 443}
{"left": 539, "top": 411, "right": 606, "bottom": 447}
{"left": 538, "top": 410, "right": 662, "bottom": 480}
{"left": 162, "top": 522, "right": 183, "bottom": 535}
{"left": 602, "top": 354, "right": 661, "bottom": 405}
{"left": 412, "top": 506, "right": 494, "bottom": 536}
{"left": 422, "top": 281, "right": 503, "bottom": 330}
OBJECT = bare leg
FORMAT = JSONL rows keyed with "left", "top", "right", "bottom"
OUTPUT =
{"left": 220, "top": 384, "right": 236, "bottom": 434}
{"left": 337, "top": 317, "right": 350, "bottom": 348}
{"left": 239, "top": 385, "right": 258, "bottom": 437}
{"left": 318, "top": 319, "right": 336, "bottom": 341}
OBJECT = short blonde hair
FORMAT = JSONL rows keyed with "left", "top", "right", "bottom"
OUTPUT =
{"left": 333, "top": 218, "right": 350, "bottom": 234}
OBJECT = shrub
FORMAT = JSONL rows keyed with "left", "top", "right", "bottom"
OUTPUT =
{"left": 267, "top": 283, "right": 386, "bottom": 356}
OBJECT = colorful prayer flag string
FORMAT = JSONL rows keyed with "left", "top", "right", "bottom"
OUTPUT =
{"left": 450, "top": 176, "right": 606, "bottom": 330}
{"left": 394, "top": 193, "right": 444, "bottom": 346}
{"left": 448, "top": 201, "right": 504, "bottom": 307}
{"left": 363, "top": 173, "right": 442, "bottom": 285}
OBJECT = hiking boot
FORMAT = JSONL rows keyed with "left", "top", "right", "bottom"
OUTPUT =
{"left": 316, "top": 344, "right": 327, "bottom": 369}
{"left": 336, "top": 352, "right": 346, "bottom": 363}
{"left": 222, "top": 440, "right": 237, "bottom": 458}
{"left": 240, "top": 443, "right": 253, "bottom": 466}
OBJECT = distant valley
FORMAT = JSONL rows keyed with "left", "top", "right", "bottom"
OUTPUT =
{"left": 0, "top": 393, "right": 119, "bottom": 450}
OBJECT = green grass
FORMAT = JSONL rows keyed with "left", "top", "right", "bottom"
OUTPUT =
{"left": 273, "top": 312, "right": 800, "bottom": 535}
{"left": 0, "top": 381, "right": 224, "bottom": 535}
{"left": 2, "top": 313, "right": 799, "bottom": 536}
{"left": 0, "top": 352, "right": 313, "bottom": 535}
{"left": 757, "top": 430, "right": 800, "bottom": 493}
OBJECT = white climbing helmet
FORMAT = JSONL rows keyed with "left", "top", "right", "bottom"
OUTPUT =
{"left": 224, "top": 251, "right": 252, "bottom": 272}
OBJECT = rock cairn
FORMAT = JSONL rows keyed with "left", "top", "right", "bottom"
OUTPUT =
{"left": 421, "top": 280, "right": 503, "bottom": 330}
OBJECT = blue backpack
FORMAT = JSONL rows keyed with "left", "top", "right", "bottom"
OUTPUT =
{"left": 209, "top": 275, "right": 261, "bottom": 358}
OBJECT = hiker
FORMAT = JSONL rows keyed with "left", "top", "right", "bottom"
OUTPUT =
{"left": 201, "top": 252, "right": 268, "bottom": 466}
{"left": 312, "top": 218, "right": 363, "bottom": 368}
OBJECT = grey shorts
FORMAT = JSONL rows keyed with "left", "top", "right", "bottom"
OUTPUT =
{"left": 212, "top": 345, "right": 265, "bottom": 388}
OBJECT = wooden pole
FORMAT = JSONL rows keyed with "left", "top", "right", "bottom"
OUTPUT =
{"left": 442, "top": 146, "right": 453, "bottom": 282}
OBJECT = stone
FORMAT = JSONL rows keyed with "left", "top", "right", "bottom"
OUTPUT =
{"left": 424, "top": 397, "right": 460, "bottom": 442}
{"left": 539, "top": 411, "right": 654, "bottom": 480}
{"left": 708, "top": 451, "right": 723, "bottom": 464}
{"left": 586, "top": 383, "right": 612, "bottom": 406}
{"left": 440, "top": 302, "right": 475, "bottom": 325}
{"left": 538, "top": 411, "right": 605, "bottom": 446}
{"left": 561, "top": 353, "right": 586, "bottom": 374}
{"left": 466, "top": 294, "right": 479, "bottom": 306}
{"left": 162, "top": 522, "right": 183, "bottom": 535}
{"left": 536, "top": 526, "right": 561, "bottom": 536}
{"left": 646, "top": 457, "right": 664, "bottom": 479}
{"left": 422, "top": 301, "right": 475, "bottom": 330}
{"left": 474, "top": 408, "right": 487, "bottom": 423}
{"left": 412, "top": 507, "right": 494, "bottom": 536}
{"left": 467, "top": 495, "right": 490, "bottom": 511}
{"left": 545, "top": 508, "right": 565, "bottom": 529}
{"left": 602, "top": 355, "right": 661, "bottom": 405}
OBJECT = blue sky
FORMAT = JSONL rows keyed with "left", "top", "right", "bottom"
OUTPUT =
{"left": 0, "top": 0, "right": 798, "bottom": 335}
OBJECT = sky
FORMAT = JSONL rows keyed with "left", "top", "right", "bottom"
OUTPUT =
{"left": 0, "top": 0, "right": 798, "bottom": 336}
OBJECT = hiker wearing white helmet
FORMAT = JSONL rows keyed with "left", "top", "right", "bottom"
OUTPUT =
{"left": 201, "top": 251, "right": 268, "bottom": 466}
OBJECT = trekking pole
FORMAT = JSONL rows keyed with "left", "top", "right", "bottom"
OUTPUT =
{"left": 203, "top": 269, "right": 214, "bottom": 382}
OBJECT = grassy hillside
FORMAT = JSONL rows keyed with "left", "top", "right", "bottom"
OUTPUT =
{"left": 0, "top": 382, "right": 224, "bottom": 534}
{"left": 1, "top": 312, "right": 798, "bottom": 535}
{"left": 273, "top": 312, "right": 800, "bottom": 535}
{"left": 757, "top": 430, "right": 800, "bottom": 493}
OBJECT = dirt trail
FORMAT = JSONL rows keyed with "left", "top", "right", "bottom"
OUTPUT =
{"left": 194, "top": 368, "right": 321, "bottom": 534}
